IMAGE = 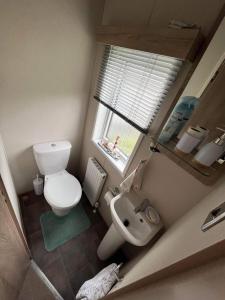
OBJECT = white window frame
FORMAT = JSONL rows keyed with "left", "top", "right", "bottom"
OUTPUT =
{"left": 103, "top": 111, "right": 129, "bottom": 163}
{"left": 92, "top": 104, "right": 143, "bottom": 177}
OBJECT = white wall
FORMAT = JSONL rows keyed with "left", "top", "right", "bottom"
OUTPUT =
{"left": 111, "top": 176, "right": 225, "bottom": 291}
{"left": 182, "top": 16, "right": 225, "bottom": 97}
{"left": 80, "top": 0, "right": 224, "bottom": 228}
{"left": 0, "top": 0, "right": 104, "bottom": 194}
{"left": 0, "top": 134, "right": 22, "bottom": 228}
{"left": 111, "top": 256, "right": 225, "bottom": 300}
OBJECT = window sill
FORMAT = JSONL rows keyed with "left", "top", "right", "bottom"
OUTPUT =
{"left": 92, "top": 140, "right": 128, "bottom": 177}
{"left": 92, "top": 135, "right": 143, "bottom": 177}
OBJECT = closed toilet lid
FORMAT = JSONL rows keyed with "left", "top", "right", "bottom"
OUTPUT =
{"left": 44, "top": 172, "right": 82, "bottom": 209}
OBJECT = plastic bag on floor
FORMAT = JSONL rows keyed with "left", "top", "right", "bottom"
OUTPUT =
{"left": 75, "top": 263, "right": 119, "bottom": 300}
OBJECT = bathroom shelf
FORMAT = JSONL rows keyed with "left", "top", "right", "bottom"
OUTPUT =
{"left": 157, "top": 137, "right": 225, "bottom": 185}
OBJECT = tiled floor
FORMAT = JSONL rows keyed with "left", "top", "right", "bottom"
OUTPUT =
{"left": 20, "top": 192, "right": 126, "bottom": 300}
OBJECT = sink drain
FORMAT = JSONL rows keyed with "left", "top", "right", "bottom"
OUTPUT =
{"left": 123, "top": 219, "right": 129, "bottom": 227}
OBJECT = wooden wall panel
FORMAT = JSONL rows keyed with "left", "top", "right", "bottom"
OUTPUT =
{"left": 0, "top": 178, "right": 30, "bottom": 299}
{"left": 96, "top": 26, "right": 202, "bottom": 61}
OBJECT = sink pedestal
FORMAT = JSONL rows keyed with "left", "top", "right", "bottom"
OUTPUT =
{"left": 97, "top": 193, "right": 162, "bottom": 260}
{"left": 97, "top": 223, "right": 125, "bottom": 260}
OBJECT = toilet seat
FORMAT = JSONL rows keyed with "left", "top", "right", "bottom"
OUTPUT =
{"left": 44, "top": 171, "right": 82, "bottom": 209}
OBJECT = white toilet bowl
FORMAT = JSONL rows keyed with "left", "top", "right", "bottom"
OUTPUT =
{"left": 44, "top": 170, "right": 82, "bottom": 217}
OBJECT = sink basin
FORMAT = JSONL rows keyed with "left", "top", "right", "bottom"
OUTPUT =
{"left": 97, "top": 193, "right": 162, "bottom": 260}
{"left": 111, "top": 193, "right": 162, "bottom": 246}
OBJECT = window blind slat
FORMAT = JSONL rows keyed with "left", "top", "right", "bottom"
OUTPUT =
{"left": 100, "top": 60, "right": 179, "bottom": 79}
{"left": 105, "top": 59, "right": 180, "bottom": 75}
{"left": 97, "top": 80, "right": 171, "bottom": 99}
{"left": 98, "top": 71, "right": 173, "bottom": 90}
{"left": 98, "top": 89, "right": 160, "bottom": 113}
{"left": 95, "top": 45, "right": 182, "bottom": 133}
{"left": 97, "top": 89, "right": 166, "bottom": 109}
{"left": 106, "top": 47, "right": 183, "bottom": 65}
{"left": 103, "top": 57, "right": 181, "bottom": 76}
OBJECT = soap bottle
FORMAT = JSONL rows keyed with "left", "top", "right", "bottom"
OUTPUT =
{"left": 158, "top": 115, "right": 182, "bottom": 144}
{"left": 194, "top": 128, "right": 225, "bottom": 167}
{"left": 175, "top": 96, "right": 199, "bottom": 135}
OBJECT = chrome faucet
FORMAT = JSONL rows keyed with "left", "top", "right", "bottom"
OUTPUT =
{"left": 134, "top": 199, "right": 150, "bottom": 214}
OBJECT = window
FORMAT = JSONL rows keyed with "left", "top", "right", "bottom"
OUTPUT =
{"left": 95, "top": 45, "right": 183, "bottom": 133}
{"left": 106, "top": 113, "right": 140, "bottom": 157}
{"left": 93, "top": 45, "right": 182, "bottom": 174}
{"left": 92, "top": 105, "right": 142, "bottom": 174}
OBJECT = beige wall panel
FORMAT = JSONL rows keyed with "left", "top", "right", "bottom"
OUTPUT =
{"left": 149, "top": 0, "right": 224, "bottom": 36}
{"left": 0, "top": 135, "right": 22, "bottom": 227}
{"left": 111, "top": 256, "right": 225, "bottom": 300}
{"left": 102, "top": 0, "right": 155, "bottom": 26}
{"left": 0, "top": 0, "right": 104, "bottom": 194}
{"left": 0, "top": 188, "right": 29, "bottom": 299}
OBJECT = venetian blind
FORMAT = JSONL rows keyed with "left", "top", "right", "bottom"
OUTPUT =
{"left": 94, "top": 45, "right": 183, "bottom": 134}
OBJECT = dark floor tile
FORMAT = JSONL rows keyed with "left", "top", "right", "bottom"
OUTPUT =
{"left": 22, "top": 199, "right": 50, "bottom": 236}
{"left": 28, "top": 230, "right": 60, "bottom": 269}
{"left": 87, "top": 250, "right": 107, "bottom": 275}
{"left": 82, "top": 228, "right": 106, "bottom": 274}
{"left": 68, "top": 263, "right": 94, "bottom": 296}
{"left": 21, "top": 191, "right": 46, "bottom": 207}
{"left": 93, "top": 221, "right": 108, "bottom": 240}
{"left": 41, "top": 257, "right": 74, "bottom": 300}
{"left": 81, "top": 194, "right": 104, "bottom": 225}
{"left": 107, "top": 249, "right": 127, "bottom": 266}
{"left": 59, "top": 236, "right": 88, "bottom": 272}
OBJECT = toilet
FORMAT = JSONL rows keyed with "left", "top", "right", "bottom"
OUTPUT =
{"left": 33, "top": 141, "right": 82, "bottom": 216}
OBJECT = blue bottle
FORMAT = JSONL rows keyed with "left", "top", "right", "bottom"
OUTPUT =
{"left": 158, "top": 96, "right": 199, "bottom": 144}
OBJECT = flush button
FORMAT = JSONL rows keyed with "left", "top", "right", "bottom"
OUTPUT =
{"left": 51, "top": 143, "right": 56, "bottom": 147}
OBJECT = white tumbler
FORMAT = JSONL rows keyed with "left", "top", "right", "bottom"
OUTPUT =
{"left": 176, "top": 127, "right": 202, "bottom": 154}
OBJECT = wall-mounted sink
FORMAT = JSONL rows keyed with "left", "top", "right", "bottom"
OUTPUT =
{"left": 97, "top": 193, "right": 162, "bottom": 260}
{"left": 111, "top": 194, "right": 161, "bottom": 246}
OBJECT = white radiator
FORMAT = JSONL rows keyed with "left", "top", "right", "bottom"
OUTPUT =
{"left": 83, "top": 157, "right": 107, "bottom": 206}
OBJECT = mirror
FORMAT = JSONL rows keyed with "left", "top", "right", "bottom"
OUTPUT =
{"left": 156, "top": 19, "right": 225, "bottom": 185}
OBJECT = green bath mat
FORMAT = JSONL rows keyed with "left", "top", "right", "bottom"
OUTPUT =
{"left": 40, "top": 203, "right": 91, "bottom": 251}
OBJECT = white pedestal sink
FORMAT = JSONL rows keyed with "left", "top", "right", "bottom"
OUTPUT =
{"left": 97, "top": 193, "right": 162, "bottom": 260}
{"left": 97, "top": 223, "right": 125, "bottom": 261}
